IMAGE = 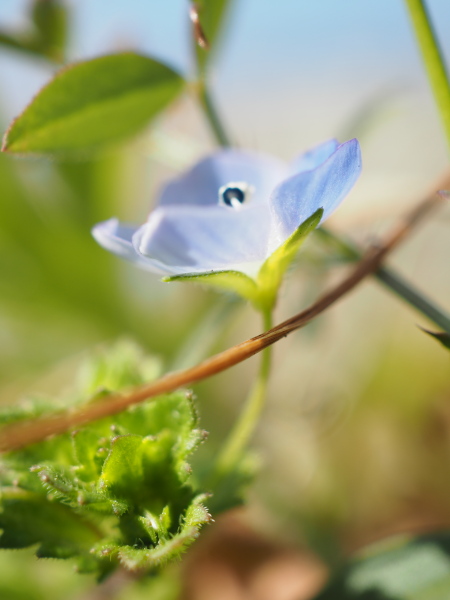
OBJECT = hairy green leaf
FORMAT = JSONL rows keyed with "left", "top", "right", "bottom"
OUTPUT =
{"left": 0, "top": 341, "right": 210, "bottom": 576}
{"left": 2, "top": 53, "right": 184, "bottom": 156}
{"left": 91, "top": 494, "right": 211, "bottom": 571}
{"left": 0, "top": 488, "right": 98, "bottom": 560}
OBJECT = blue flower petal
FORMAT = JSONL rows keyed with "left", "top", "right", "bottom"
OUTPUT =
{"left": 92, "top": 218, "right": 166, "bottom": 273}
{"left": 158, "top": 150, "right": 288, "bottom": 208}
{"left": 270, "top": 139, "right": 362, "bottom": 243}
{"left": 290, "top": 139, "right": 339, "bottom": 173}
{"left": 133, "top": 204, "right": 273, "bottom": 276}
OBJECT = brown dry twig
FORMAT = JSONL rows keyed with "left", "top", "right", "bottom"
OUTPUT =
{"left": 0, "top": 174, "right": 447, "bottom": 453}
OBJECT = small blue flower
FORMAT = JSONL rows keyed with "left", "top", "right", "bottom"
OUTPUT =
{"left": 93, "top": 139, "right": 361, "bottom": 280}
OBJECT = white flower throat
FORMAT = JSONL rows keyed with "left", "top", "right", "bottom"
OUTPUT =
{"left": 218, "top": 182, "right": 254, "bottom": 209}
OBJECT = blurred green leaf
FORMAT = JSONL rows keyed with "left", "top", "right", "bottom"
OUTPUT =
{"left": 31, "top": 0, "right": 68, "bottom": 62}
{"left": 314, "top": 533, "right": 450, "bottom": 599}
{"left": 422, "top": 329, "right": 450, "bottom": 351}
{"left": 2, "top": 52, "right": 184, "bottom": 156}
{"left": 0, "top": 488, "right": 99, "bottom": 561}
{"left": 0, "top": 0, "right": 67, "bottom": 63}
{"left": 257, "top": 208, "right": 323, "bottom": 311}
{"left": 194, "top": 0, "right": 233, "bottom": 74}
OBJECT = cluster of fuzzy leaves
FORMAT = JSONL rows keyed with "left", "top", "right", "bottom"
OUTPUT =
{"left": 0, "top": 341, "right": 211, "bottom": 577}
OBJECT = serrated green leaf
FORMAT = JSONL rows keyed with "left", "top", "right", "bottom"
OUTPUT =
{"left": 2, "top": 52, "right": 184, "bottom": 156}
{"left": 95, "top": 494, "right": 211, "bottom": 571}
{"left": 0, "top": 341, "right": 210, "bottom": 576}
{"left": 0, "top": 488, "right": 98, "bottom": 558}
{"left": 194, "top": 0, "right": 233, "bottom": 74}
{"left": 77, "top": 339, "right": 162, "bottom": 398}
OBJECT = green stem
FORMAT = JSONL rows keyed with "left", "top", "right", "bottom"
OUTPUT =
{"left": 404, "top": 0, "right": 450, "bottom": 151}
{"left": 375, "top": 267, "right": 450, "bottom": 334}
{"left": 318, "top": 227, "right": 450, "bottom": 335}
{"left": 213, "top": 310, "right": 273, "bottom": 479}
{"left": 198, "top": 82, "right": 232, "bottom": 147}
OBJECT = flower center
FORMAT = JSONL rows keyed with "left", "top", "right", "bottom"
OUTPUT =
{"left": 218, "top": 182, "right": 252, "bottom": 209}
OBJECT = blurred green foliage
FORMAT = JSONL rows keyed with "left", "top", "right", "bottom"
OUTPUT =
{"left": 314, "top": 532, "right": 450, "bottom": 599}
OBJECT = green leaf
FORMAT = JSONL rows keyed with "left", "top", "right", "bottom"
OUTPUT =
{"left": 2, "top": 52, "right": 184, "bottom": 156}
{"left": 314, "top": 532, "right": 450, "bottom": 599}
{"left": 422, "top": 329, "right": 450, "bottom": 351}
{"left": 77, "top": 339, "right": 162, "bottom": 398}
{"left": 194, "top": 0, "right": 233, "bottom": 74}
{"left": 0, "top": 1, "right": 67, "bottom": 63}
{"left": 92, "top": 494, "right": 211, "bottom": 571}
{"left": 31, "top": 0, "right": 68, "bottom": 62}
{"left": 0, "top": 488, "right": 98, "bottom": 559}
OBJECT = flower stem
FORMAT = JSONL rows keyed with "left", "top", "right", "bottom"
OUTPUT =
{"left": 197, "top": 82, "right": 232, "bottom": 147}
{"left": 404, "top": 0, "right": 450, "bottom": 151}
{"left": 213, "top": 309, "right": 273, "bottom": 479}
{"left": 318, "top": 227, "right": 450, "bottom": 334}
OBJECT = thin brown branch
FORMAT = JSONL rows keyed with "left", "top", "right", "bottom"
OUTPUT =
{"left": 0, "top": 176, "right": 447, "bottom": 453}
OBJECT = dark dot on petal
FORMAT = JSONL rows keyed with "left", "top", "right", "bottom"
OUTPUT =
{"left": 222, "top": 186, "right": 246, "bottom": 207}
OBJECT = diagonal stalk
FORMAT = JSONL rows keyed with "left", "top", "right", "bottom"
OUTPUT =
{"left": 212, "top": 310, "right": 272, "bottom": 481}
{"left": 318, "top": 226, "right": 450, "bottom": 335}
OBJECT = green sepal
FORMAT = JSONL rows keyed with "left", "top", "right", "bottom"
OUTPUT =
{"left": 256, "top": 208, "right": 324, "bottom": 311}
{"left": 165, "top": 209, "right": 324, "bottom": 313}
{"left": 164, "top": 270, "right": 260, "bottom": 306}
{"left": 2, "top": 52, "right": 184, "bottom": 157}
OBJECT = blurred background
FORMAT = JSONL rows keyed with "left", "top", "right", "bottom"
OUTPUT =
{"left": 0, "top": 1, "right": 450, "bottom": 598}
